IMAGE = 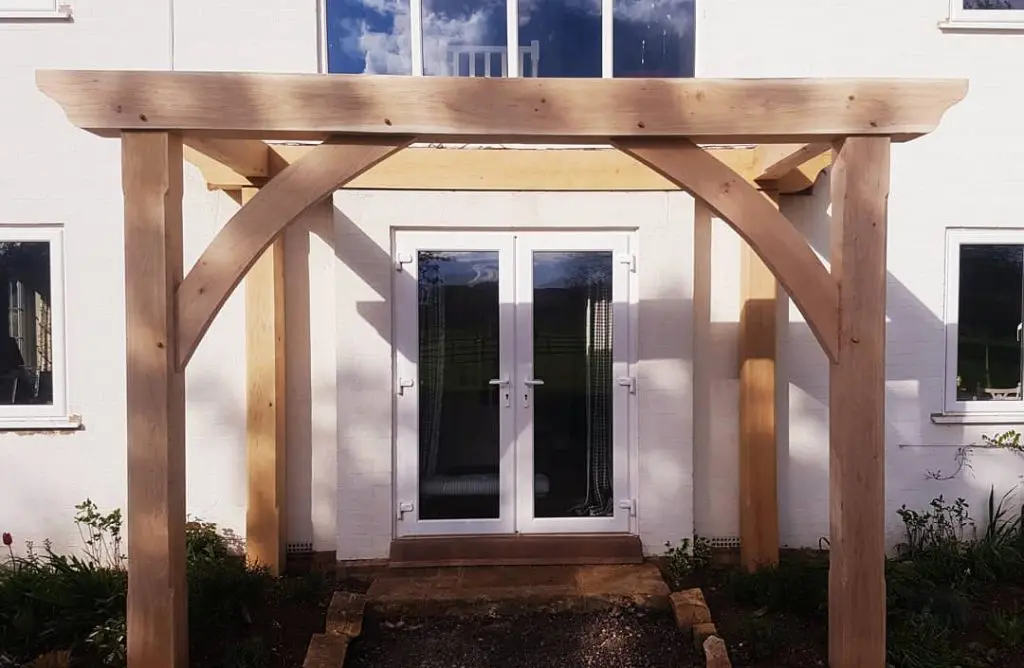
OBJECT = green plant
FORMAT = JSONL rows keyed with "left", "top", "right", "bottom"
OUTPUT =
{"left": 186, "top": 518, "right": 231, "bottom": 566}
{"left": 663, "top": 535, "right": 712, "bottom": 583}
{"left": 220, "top": 636, "right": 270, "bottom": 668}
{"left": 887, "top": 612, "right": 960, "bottom": 668}
{"left": 987, "top": 607, "right": 1024, "bottom": 648}
{"left": 73, "top": 500, "right": 125, "bottom": 570}
{"left": 86, "top": 615, "right": 126, "bottom": 667}
{"left": 733, "top": 616, "right": 789, "bottom": 661}
{"left": 725, "top": 555, "right": 828, "bottom": 618}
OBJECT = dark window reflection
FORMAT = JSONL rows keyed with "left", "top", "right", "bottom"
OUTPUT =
{"left": 519, "top": 0, "right": 601, "bottom": 77}
{"left": 0, "top": 242, "right": 53, "bottom": 406}
{"left": 423, "top": 0, "right": 507, "bottom": 76}
{"left": 964, "top": 1, "right": 1024, "bottom": 9}
{"left": 327, "top": 0, "right": 413, "bottom": 74}
{"left": 418, "top": 251, "right": 502, "bottom": 519}
{"left": 613, "top": 0, "right": 695, "bottom": 77}
{"left": 956, "top": 245, "right": 1024, "bottom": 402}
{"left": 533, "top": 252, "right": 614, "bottom": 518}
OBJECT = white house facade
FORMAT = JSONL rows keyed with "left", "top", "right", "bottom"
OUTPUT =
{"left": 2, "top": 0, "right": 1024, "bottom": 563}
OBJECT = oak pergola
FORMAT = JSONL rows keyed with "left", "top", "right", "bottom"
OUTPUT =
{"left": 36, "top": 70, "right": 966, "bottom": 668}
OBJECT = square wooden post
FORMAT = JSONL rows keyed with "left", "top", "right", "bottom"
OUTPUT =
{"left": 828, "top": 136, "right": 890, "bottom": 667}
{"left": 244, "top": 185, "right": 288, "bottom": 575}
{"left": 122, "top": 132, "right": 188, "bottom": 668}
{"left": 738, "top": 189, "right": 781, "bottom": 571}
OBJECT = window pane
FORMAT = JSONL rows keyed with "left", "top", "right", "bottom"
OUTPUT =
{"left": 423, "top": 0, "right": 507, "bottom": 76}
{"left": 956, "top": 244, "right": 1024, "bottom": 402}
{"left": 613, "top": 0, "right": 695, "bottom": 77}
{"left": 963, "top": 1, "right": 1024, "bottom": 9}
{"left": 0, "top": 241, "right": 53, "bottom": 406}
{"left": 518, "top": 0, "right": 601, "bottom": 77}
{"left": 326, "top": 0, "right": 413, "bottom": 74}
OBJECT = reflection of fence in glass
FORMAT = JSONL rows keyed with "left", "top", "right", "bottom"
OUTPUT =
{"left": 446, "top": 40, "right": 540, "bottom": 77}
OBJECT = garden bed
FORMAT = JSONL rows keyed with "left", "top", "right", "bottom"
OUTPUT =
{"left": 657, "top": 490, "right": 1024, "bottom": 668}
{"left": 345, "top": 606, "right": 700, "bottom": 668}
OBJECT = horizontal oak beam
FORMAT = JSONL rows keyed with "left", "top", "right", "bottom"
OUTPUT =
{"left": 182, "top": 137, "right": 269, "bottom": 178}
{"left": 755, "top": 143, "right": 831, "bottom": 181}
{"left": 37, "top": 70, "right": 967, "bottom": 143}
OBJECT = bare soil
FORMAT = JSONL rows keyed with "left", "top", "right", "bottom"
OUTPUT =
{"left": 345, "top": 606, "right": 701, "bottom": 668}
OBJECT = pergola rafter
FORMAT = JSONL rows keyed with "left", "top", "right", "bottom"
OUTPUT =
{"left": 36, "top": 70, "right": 966, "bottom": 668}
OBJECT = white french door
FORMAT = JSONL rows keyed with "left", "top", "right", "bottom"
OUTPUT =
{"left": 394, "top": 230, "right": 633, "bottom": 537}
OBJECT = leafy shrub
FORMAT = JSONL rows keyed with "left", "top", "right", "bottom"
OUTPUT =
{"left": 887, "top": 612, "right": 960, "bottom": 668}
{"left": 733, "top": 616, "right": 790, "bottom": 661}
{"left": 662, "top": 535, "right": 712, "bottom": 583}
{"left": 725, "top": 555, "right": 828, "bottom": 618}
{"left": 186, "top": 518, "right": 231, "bottom": 566}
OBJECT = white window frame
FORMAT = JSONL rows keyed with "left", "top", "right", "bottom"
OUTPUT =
{"left": 944, "top": 228, "right": 1024, "bottom": 415}
{"left": 319, "top": 0, "right": 693, "bottom": 78}
{"left": 942, "top": 0, "right": 1024, "bottom": 30}
{"left": 0, "top": 0, "right": 72, "bottom": 20}
{"left": 0, "top": 225, "right": 72, "bottom": 428}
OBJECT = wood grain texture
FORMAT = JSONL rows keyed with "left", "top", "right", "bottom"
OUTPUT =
{"left": 182, "top": 137, "right": 269, "bottom": 177}
{"left": 175, "top": 136, "right": 412, "bottom": 369}
{"left": 122, "top": 132, "right": 187, "bottom": 668}
{"left": 755, "top": 143, "right": 831, "bottom": 181}
{"left": 244, "top": 186, "right": 287, "bottom": 576}
{"left": 615, "top": 138, "right": 840, "bottom": 362}
{"left": 738, "top": 190, "right": 780, "bottom": 572}
{"left": 37, "top": 71, "right": 967, "bottom": 142}
{"left": 828, "top": 137, "right": 890, "bottom": 668}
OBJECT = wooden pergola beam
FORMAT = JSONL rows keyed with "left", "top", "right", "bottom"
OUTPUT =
{"left": 755, "top": 143, "right": 831, "bottom": 182}
{"left": 182, "top": 137, "right": 270, "bottom": 178}
{"left": 37, "top": 71, "right": 967, "bottom": 143}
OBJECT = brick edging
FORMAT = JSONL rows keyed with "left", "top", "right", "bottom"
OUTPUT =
{"left": 669, "top": 588, "right": 733, "bottom": 668}
{"left": 303, "top": 591, "right": 368, "bottom": 668}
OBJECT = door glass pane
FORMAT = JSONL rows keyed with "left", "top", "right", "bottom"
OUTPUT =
{"left": 532, "top": 251, "right": 614, "bottom": 518}
{"left": 518, "top": 0, "right": 601, "bottom": 77}
{"left": 422, "top": 0, "right": 508, "bottom": 76}
{"left": 418, "top": 251, "right": 501, "bottom": 519}
{"left": 956, "top": 245, "right": 1024, "bottom": 402}
{"left": 613, "top": 0, "right": 695, "bottom": 77}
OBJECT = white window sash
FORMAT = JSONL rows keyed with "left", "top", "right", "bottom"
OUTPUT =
{"left": 944, "top": 228, "right": 1024, "bottom": 414}
{"left": 0, "top": 0, "right": 71, "bottom": 19}
{"left": 0, "top": 226, "right": 68, "bottom": 422}
{"left": 948, "top": 0, "right": 1024, "bottom": 24}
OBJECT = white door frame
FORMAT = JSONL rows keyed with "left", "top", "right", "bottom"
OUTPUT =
{"left": 393, "top": 231, "right": 516, "bottom": 536}
{"left": 393, "top": 229, "right": 634, "bottom": 536}
{"left": 513, "top": 232, "right": 633, "bottom": 534}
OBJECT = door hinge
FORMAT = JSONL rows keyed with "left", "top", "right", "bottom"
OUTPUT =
{"left": 397, "top": 377, "right": 415, "bottom": 396}
{"left": 396, "top": 501, "right": 414, "bottom": 520}
{"left": 395, "top": 253, "right": 413, "bottom": 271}
{"left": 618, "top": 499, "right": 636, "bottom": 516}
{"left": 617, "top": 376, "right": 637, "bottom": 394}
{"left": 618, "top": 253, "right": 636, "bottom": 273}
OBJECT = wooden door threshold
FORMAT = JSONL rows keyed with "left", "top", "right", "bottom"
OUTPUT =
{"left": 388, "top": 534, "right": 643, "bottom": 568}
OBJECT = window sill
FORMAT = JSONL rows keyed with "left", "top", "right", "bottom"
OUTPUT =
{"left": 939, "top": 19, "right": 1024, "bottom": 32}
{"left": 0, "top": 413, "right": 82, "bottom": 432}
{"left": 0, "top": 7, "right": 73, "bottom": 21}
{"left": 931, "top": 411, "right": 1024, "bottom": 425}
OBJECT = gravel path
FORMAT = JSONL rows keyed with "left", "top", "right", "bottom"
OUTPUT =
{"left": 345, "top": 606, "right": 700, "bottom": 668}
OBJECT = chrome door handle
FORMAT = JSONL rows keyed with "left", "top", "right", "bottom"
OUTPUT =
{"left": 489, "top": 377, "right": 511, "bottom": 407}
{"left": 522, "top": 378, "right": 544, "bottom": 408}
{"left": 524, "top": 378, "right": 545, "bottom": 386}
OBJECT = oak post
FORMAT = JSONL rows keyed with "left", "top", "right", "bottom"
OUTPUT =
{"left": 738, "top": 190, "right": 780, "bottom": 571}
{"left": 244, "top": 186, "right": 288, "bottom": 575}
{"left": 122, "top": 131, "right": 187, "bottom": 668}
{"left": 828, "top": 136, "right": 890, "bottom": 667}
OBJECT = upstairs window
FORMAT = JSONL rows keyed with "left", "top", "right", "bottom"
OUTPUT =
{"left": 325, "top": 0, "right": 695, "bottom": 77}
{"left": 947, "top": 0, "right": 1024, "bottom": 27}
{"left": 945, "top": 230, "right": 1024, "bottom": 414}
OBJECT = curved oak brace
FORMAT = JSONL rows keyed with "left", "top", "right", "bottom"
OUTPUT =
{"left": 614, "top": 138, "right": 840, "bottom": 363}
{"left": 176, "top": 136, "right": 413, "bottom": 369}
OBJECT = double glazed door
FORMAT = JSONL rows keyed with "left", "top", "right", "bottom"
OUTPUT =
{"left": 394, "top": 230, "right": 633, "bottom": 537}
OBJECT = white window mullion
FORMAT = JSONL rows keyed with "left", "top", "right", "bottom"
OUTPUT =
{"left": 601, "top": 0, "right": 613, "bottom": 77}
{"left": 411, "top": 0, "right": 424, "bottom": 75}
{"left": 506, "top": 0, "right": 519, "bottom": 77}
